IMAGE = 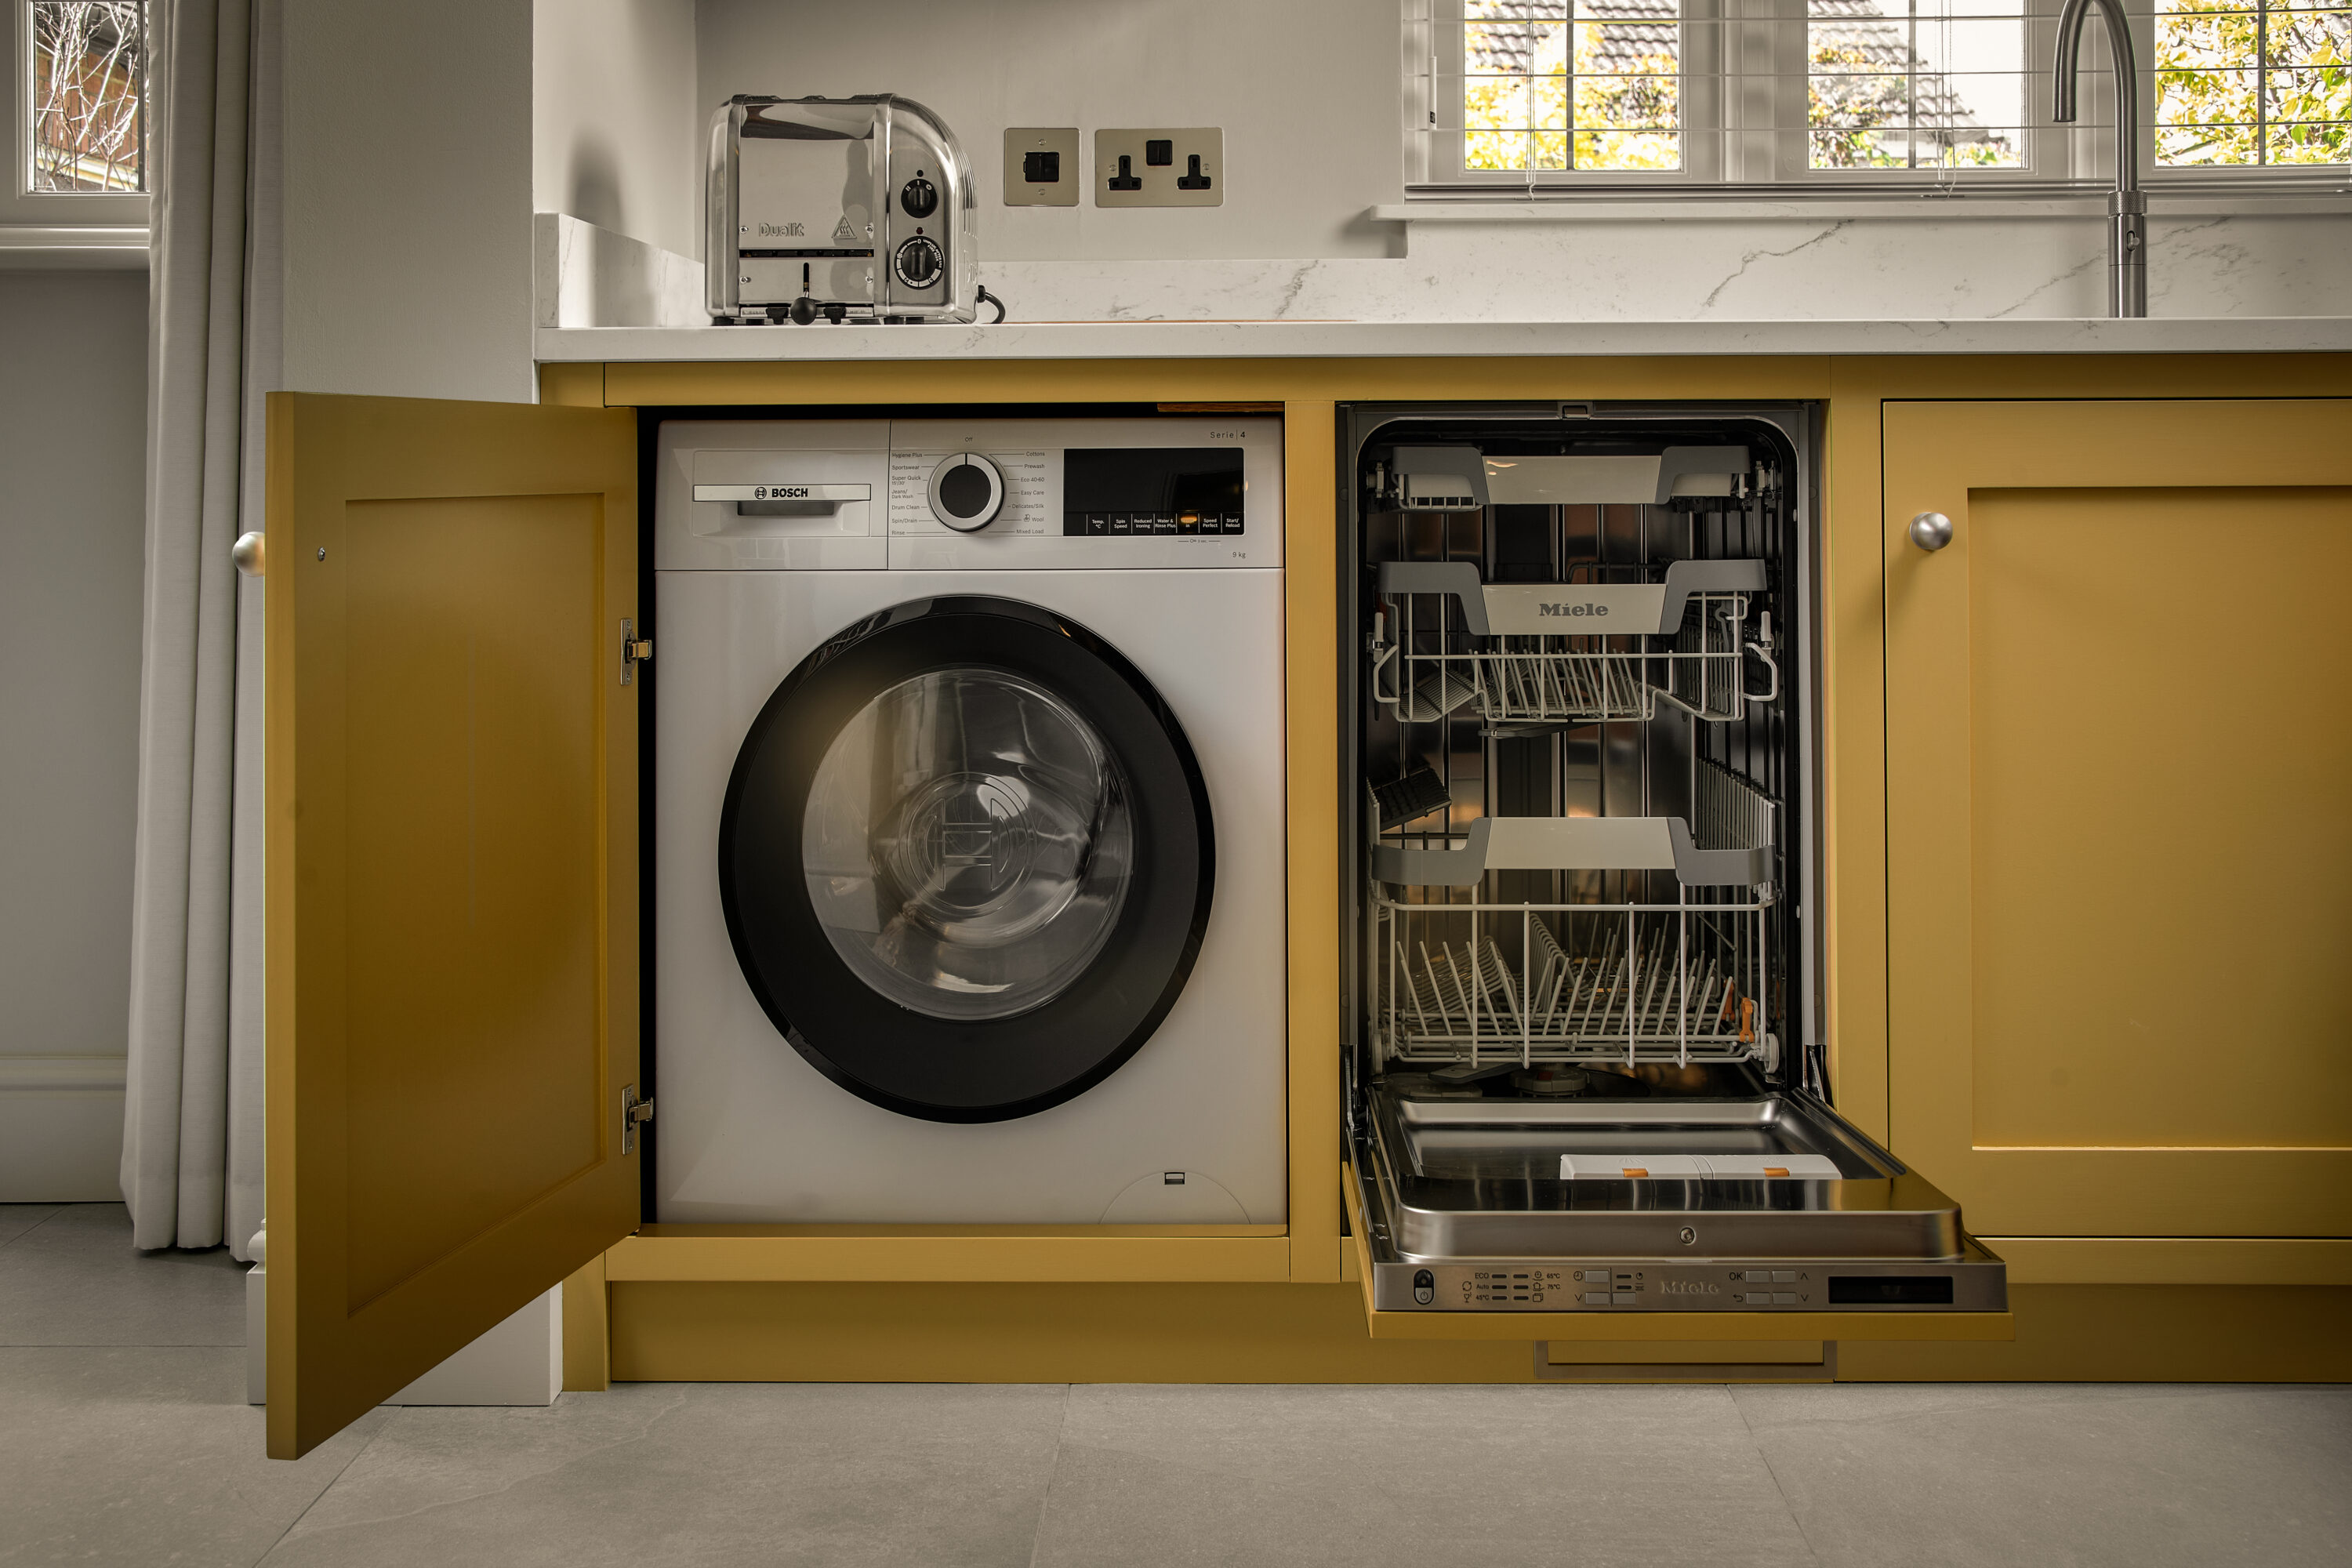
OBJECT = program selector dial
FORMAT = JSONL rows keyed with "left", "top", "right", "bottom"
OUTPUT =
{"left": 893, "top": 235, "right": 943, "bottom": 289}
{"left": 927, "top": 453, "right": 1005, "bottom": 531}
{"left": 899, "top": 176, "right": 938, "bottom": 218}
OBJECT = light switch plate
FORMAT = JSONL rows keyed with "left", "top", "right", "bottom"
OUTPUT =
{"left": 1004, "top": 127, "right": 1080, "bottom": 206}
{"left": 1093, "top": 128, "right": 1223, "bottom": 208}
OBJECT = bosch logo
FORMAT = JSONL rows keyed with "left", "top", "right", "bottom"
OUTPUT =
{"left": 759, "top": 221, "right": 806, "bottom": 238}
{"left": 753, "top": 487, "right": 810, "bottom": 500}
{"left": 1539, "top": 602, "right": 1610, "bottom": 619}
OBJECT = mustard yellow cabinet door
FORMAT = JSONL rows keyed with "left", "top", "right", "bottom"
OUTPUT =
{"left": 1883, "top": 399, "right": 2352, "bottom": 1241}
{"left": 264, "top": 394, "right": 640, "bottom": 1458}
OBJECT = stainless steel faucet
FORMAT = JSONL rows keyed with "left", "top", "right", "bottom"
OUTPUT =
{"left": 2053, "top": 0, "right": 2147, "bottom": 317}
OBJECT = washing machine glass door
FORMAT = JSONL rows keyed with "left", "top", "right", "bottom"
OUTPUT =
{"left": 720, "top": 595, "right": 1214, "bottom": 1122}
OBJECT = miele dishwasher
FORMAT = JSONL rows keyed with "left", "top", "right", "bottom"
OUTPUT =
{"left": 1341, "top": 405, "right": 2006, "bottom": 1325}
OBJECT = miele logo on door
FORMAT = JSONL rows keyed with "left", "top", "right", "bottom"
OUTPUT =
{"left": 759, "top": 221, "right": 807, "bottom": 237}
{"left": 1661, "top": 1279, "right": 1720, "bottom": 1297}
{"left": 1539, "top": 602, "right": 1610, "bottom": 619}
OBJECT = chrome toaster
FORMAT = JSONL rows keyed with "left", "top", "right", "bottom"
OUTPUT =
{"left": 705, "top": 93, "right": 977, "bottom": 325}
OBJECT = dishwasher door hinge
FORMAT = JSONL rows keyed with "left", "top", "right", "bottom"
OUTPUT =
{"left": 622, "top": 1083, "right": 654, "bottom": 1154}
{"left": 620, "top": 619, "right": 653, "bottom": 684}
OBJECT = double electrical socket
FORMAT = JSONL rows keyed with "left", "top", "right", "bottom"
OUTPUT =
{"left": 1001, "top": 127, "right": 1224, "bottom": 209}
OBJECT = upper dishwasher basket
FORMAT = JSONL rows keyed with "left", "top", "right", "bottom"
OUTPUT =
{"left": 1369, "top": 559, "right": 1777, "bottom": 729}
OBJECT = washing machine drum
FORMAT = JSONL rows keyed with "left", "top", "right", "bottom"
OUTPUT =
{"left": 719, "top": 595, "right": 1215, "bottom": 1122}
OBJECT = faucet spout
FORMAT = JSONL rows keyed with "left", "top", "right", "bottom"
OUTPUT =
{"left": 2053, "top": 0, "right": 2147, "bottom": 316}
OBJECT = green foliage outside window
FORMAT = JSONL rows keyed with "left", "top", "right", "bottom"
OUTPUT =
{"left": 2156, "top": 0, "right": 2352, "bottom": 165}
{"left": 1465, "top": 9, "right": 1683, "bottom": 171}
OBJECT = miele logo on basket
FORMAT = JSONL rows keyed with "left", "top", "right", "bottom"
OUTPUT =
{"left": 1538, "top": 601, "right": 1610, "bottom": 619}
{"left": 1661, "top": 1279, "right": 1720, "bottom": 1298}
{"left": 759, "top": 221, "right": 806, "bottom": 238}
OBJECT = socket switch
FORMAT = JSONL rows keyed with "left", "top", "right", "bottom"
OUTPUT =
{"left": 1093, "top": 128, "right": 1222, "bottom": 209}
{"left": 1004, "top": 127, "right": 1080, "bottom": 207}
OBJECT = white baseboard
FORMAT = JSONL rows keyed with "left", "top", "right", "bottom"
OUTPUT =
{"left": 0, "top": 1056, "right": 126, "bottom": 1201}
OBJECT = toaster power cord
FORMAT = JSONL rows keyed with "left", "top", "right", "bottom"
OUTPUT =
{"left": 976, "top": 285, "right": 1007, "bottom": 323}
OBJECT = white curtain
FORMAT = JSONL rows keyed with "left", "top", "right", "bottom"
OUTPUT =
{"left": 122, "top": 0, "right": 276, "bottom": 1258}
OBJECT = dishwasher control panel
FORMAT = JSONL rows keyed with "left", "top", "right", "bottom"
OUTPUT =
{"left": 1377, "top": 1259, "right": 2008, "bottom": 1313}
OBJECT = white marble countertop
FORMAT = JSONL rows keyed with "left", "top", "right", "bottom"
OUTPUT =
{"left": 537, "top": 316, "right": 2352, "bottom": 363}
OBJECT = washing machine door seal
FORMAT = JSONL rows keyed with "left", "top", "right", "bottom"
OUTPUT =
{"left": 719, "top": 595, "right": 1215, "bottom": 1123}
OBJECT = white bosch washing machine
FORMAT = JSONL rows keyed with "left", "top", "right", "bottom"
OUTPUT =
{"left": 652, "top": 416, "right": 1287, "bottom": 1224}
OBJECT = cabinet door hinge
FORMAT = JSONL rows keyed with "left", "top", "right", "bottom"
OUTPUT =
{"left": 621, "top": 618, "right": 653, "bottom": 684}
{"left": 622, "top": 1083, "right": 654, "bottom": 1155}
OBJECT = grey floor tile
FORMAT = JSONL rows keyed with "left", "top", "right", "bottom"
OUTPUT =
{"left": 0, "top": 1202, "right": 63, "bottom": 1247}
{"left": 1733, "top": 1382, "right": 2352, "bottom": 1567}
{"left": 0, "top": 1345, "right": 385, "bottom": 1568}
{"left": 0, "top": 1200, "right": 246, "bottom": 1345}
{"left": 258, "top": 1381, "right": 1068, "bottom": 1568}
{"left": 1029, "top": 1384, "right": 1816, "bottom": 1568}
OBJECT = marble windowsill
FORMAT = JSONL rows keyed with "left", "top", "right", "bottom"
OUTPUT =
{"left": 1370, "top": 192, "right": 2352, "bottom": 223}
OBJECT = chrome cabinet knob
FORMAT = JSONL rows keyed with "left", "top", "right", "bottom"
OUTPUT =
{"left": 1907, "top": 511, "right": 1954, "bottom": 553}
{"left": 231, "top": 532, "right": 266, "bottom": 576}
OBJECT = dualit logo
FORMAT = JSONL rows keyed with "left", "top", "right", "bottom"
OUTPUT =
{"left": 1539, "top": 602, "right": 1610, "bottom": 619}
{"left": 1661, "top": 1279, "right": 1719, "bottom": 1297}
{"left": 760, "top": 221, "right": 806, "bottom": 237}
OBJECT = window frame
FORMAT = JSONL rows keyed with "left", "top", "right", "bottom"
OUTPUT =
{"left": 6, "top": 0, "right": 152, "bottom": 228}
{"left": 1405, "top": 0, "right": 2350, "bottom": 194}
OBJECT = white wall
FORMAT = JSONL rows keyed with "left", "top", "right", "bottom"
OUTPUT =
{"left": 535, "top": 0, "right": 702, "bottom": 260}
{"left": 0, "top": 270, "right": 148, "bottom": 1200}
{"left": 278, "top": 0, "right": 536, "bottom": 402}
{"left": 694, "top": 0, "right": 1404, "bottom": 262}
{"left": 659, "top": 0, "right": 2347, "bottom": 321}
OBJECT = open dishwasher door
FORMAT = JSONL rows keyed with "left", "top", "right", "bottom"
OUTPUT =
{"left": 1339, "top": 404, "right": 2009, "bottom": 1353}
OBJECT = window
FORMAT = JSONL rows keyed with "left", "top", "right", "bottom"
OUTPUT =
{"left": 1808, "top": 0, "right": 2027, "bottom": 169}
{"left": 1409, "top": 0, "right": 2350, "bottom": 187}
{"left": 2154, "top": 0, "right": 2352, "bottom": 165}
{"left": 27, "top": 0, "right": 145, "bottom": 192}
{"left": 1465, "top": 1, "right": 1686, "bottom": 172}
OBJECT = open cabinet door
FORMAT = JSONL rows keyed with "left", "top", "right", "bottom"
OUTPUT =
{"left": 265, "top": 394, "right": 640, "bottom": 1458}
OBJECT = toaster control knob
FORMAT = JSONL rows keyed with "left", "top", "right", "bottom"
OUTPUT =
{"left": 899, "top": 176, "right": 938, "bottom": 219}
{"left": 927, "top": 453, "right": 1004, "bottom": 531}
{"left": 893, "top": 236, "right": 943, "bottom": 289}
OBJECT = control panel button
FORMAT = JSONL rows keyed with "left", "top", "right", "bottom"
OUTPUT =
{"left": 1413, "top": 1269, "right": 1436, "bottom": 1307}
{"left": 1773, "top": 1270, "right": 1798, "bottom": 1283}
{"left": 1583, "top": 1290, "right": 1612, "bottom": 1305}
{"left": 1611, "top": 1290, "right": 1636, "bottom": 1305}
{"left": 926, "top": 452, "right": 1004, "bottom": 531}
{"left": 1774, "top": 1291, "right": 1798, "bottom": 1304}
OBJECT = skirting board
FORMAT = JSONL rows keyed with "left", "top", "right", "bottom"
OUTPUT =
{"left": 602, "top": 1281, "right": 2351, "bottom": 1385}
{"left": 0, "top": 1056, "right": 125, "bottom": 1201}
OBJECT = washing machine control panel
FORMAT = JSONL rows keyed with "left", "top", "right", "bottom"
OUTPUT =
{"left": 659, "top": 417, "right": 1283, "bottom": 572}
